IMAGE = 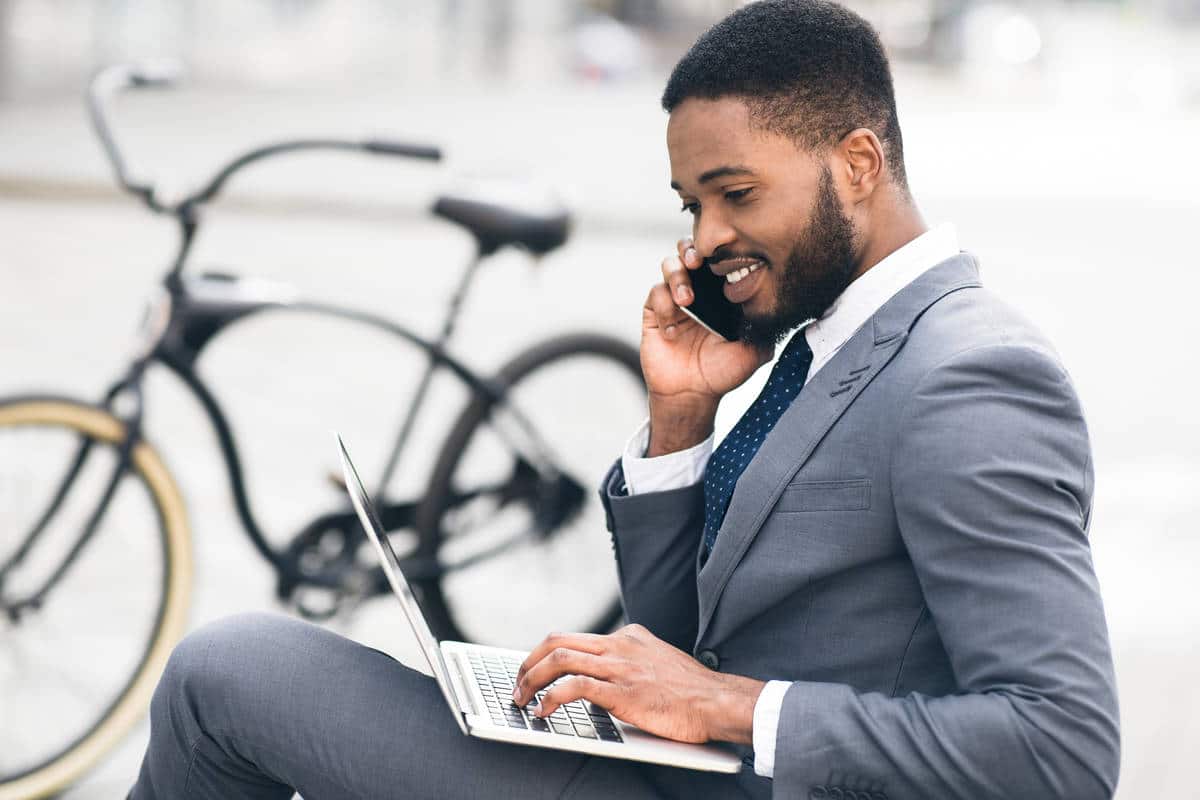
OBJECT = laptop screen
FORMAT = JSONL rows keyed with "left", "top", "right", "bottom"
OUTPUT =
{"left": 336, "top": 434, "right": 469, "bottom": 733}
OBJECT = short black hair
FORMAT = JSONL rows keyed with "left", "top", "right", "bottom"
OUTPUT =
{"left": 662, "top": 0, "right": 907, "bottom": 189}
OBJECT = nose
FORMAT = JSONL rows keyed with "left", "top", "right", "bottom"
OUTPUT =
{"left": 692, "top": 208, "right": 737, "bottom": 262}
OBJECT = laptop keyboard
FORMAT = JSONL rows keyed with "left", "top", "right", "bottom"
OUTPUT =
{"left": 467, "top": 652, "right": 622, "bottom": 743}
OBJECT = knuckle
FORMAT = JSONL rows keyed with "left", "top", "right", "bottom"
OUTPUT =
{"left": 651, "top": 291, "right": 675, "bottom": 315}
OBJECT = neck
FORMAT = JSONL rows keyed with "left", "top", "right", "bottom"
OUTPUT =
{"left": 850, "top": 193, "right": 928, "bottom": 282}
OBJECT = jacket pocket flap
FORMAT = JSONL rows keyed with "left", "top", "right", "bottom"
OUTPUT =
{"left": 776, "top": 478, "right": 871, "bottom": 512}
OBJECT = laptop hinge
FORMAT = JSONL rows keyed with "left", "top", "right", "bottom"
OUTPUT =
{"left": 444, "top": 650, "right": 479, "bottom": 717}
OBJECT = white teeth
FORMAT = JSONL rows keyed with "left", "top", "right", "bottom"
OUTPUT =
{"left": 725, "top": 262, "right": 761, "bottom": 283}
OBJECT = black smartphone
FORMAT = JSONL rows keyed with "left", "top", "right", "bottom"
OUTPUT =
{"left": 679, "top": 263, "right": 744, "bottom": 342}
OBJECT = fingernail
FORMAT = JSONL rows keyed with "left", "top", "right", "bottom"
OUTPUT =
{"left": 685, "top": 248, "right": 697, "bottom": 265}
{"left": 665, "top": 324, "right": 675, "bottom": 338}
{"left": 512, "top": 687, "right": 520, "bottom": 702}
{"left": 532, "top": 703, "right": 543, "bottom": 717}
{"left": 675, "top": 285, "right": 688, "bottom": 304}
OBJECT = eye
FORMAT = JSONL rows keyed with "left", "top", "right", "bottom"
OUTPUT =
{"left": 679, "top": 200, "right": 700, "bottom": 216}
{"left": 724, "top": 187, "right": 754, "bottom": 202}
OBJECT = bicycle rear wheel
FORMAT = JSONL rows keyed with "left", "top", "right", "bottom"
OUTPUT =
{"left": 414, "top": 334, "right": 646, "bottom": 648}
{"left": 0, "top": 397, "right": 191, "bottom": 800}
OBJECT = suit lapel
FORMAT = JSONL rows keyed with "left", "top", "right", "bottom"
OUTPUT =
{"left": 693, "top": 253, "right": 983, "bottom": 645}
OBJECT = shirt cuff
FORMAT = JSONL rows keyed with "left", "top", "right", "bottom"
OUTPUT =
{"left": 619, "top": 417, "right": 714, "bottom": 496}
{"left": 752, "top": 680, "right": 791, "bottom": 778}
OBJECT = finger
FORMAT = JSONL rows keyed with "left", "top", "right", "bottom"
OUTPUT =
{"left": 516, "top": 631, "right": 608, "bottom": 686}
{"left": 513, "top": 649, "right": 618, "bottom": 706}
{"left": 660, "top": 255, "right": 693, "bottom": 307}
{"left": 534, "top": 675, "right": 618, "bottom": 719}
{"left": 644, "top": 283, "right": 683, "bottom": 321}
{"left": 643, "top": 283, "right": 691, "bottom": 340}
{"left": 676, "top": 237, "right": 700, "bottom": 269}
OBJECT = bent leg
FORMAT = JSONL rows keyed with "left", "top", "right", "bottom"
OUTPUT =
{"left": 129, "top": 612, "right": 661, "bottom": 800}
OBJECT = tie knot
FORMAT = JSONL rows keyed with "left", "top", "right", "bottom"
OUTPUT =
{"left": 781, "top": 328, "right": 812, "bottom": 361}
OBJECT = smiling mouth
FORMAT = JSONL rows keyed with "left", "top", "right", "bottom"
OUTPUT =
{"left": 724, "top": 261, "right": 763, "bottom": 284}
{"left": 711, "top": 257, "right": 767, "bottom": 283}
{"left": 720, "top": 258, "right": 768, "bottom": 304}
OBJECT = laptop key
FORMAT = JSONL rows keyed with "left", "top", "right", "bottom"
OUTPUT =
{"left": 550, "top": 721, "right": 576, "bottom": 736}
{"left": 597, "top": 728, "right": 622, "bottom": 742}
{"left": 529, "top": 717, "right": 551, "bottom": 733}
{"left": 573, "top": 724, "right": 599, "bottom": 739}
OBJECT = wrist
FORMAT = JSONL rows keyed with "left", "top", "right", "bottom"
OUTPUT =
{"left": 646, "top": 393, "right": 717, "bottom": 457}
{"left": 701, "top": 673, "right": 765, "bottom": 745}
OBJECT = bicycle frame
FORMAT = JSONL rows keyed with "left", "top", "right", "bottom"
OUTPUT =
{"left": 1, "top": 62, "right": 572, "bottom": 620}
{"left": 142, "top": 253, "right": 565, "bottom": 575}
{"left": 1, "top": 259, "right": 565, "bottom": 620}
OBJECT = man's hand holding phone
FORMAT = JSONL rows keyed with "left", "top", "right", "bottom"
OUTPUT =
{"left": 641, "top": 238, "right": 772, "bottom": 457}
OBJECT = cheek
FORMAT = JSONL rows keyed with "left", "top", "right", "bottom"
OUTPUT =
{"left": 742, "top": 210, "right": 799, "bottom": 264}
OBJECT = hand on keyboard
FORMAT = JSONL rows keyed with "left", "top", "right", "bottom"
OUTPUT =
{"left": 467, "top": 652, "right": 621, "bottom": 742}
{"left": 511, "top": 623, "right": 765, "bottom": 746}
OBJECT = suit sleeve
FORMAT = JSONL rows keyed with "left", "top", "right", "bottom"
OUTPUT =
{"left": 771, "top": 343, "right": 1120, "bottom": 799}
{"left": 598, "top": 460, "right": 704, "bottom": 652}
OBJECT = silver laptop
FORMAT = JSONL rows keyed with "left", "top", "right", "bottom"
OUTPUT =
{"left": 336, "top": 434, "right": 742, "bottom": 773}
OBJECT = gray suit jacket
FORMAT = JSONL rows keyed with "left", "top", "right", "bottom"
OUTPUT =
{"left": 598, "top": 254, "right": 1120, "bottom": 799}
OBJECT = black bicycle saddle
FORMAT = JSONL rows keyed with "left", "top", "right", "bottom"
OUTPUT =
{"left": 432, "top": 185, "right": 571, "bottom": 256}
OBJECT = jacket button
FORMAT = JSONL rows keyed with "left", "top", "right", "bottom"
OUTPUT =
{"left": 808, "top": 787, "right": 828, "bottom": 799}
{"left": 697, "top": 649, "right": 720, "bottom": 670}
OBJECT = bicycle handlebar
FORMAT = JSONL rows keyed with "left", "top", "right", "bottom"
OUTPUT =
{"left": 86, "top": 61, "right": 443, "bottom": 215}
{"left": 87, "top": 61, "right": 184, "bottom": 211}
{"left": 191, "top": 138, "right": 442, "bottom": 207}
{"left": 361, "top": 139, "right": 442, "bottom": 160}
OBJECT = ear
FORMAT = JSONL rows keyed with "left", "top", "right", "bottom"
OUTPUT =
{"left": 836, "top": 128, "right": 885, "bottom": 202}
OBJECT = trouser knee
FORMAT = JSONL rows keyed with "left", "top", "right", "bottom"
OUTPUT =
{"left": 153, "top": 611, "right": 293, "bottom": 729}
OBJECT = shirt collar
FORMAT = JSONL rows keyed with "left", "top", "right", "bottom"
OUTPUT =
{"left": 804, "top": 222, "right": 960, "bottom": 367}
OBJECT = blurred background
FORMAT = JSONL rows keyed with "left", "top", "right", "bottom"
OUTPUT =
{"left": 1, "top": 0, "right": 1198, "bottom": 797}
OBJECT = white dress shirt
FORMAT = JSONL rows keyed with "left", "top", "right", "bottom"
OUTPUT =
{"left": 619, "top": 223, "right": 960, "bottom": 778}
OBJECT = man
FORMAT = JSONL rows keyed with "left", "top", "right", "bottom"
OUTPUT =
{"left": 130, "top": 2, "right": 1119, "bottom": 798}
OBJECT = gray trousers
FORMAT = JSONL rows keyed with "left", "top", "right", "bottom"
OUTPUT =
{"left": 129, "top": 612, "right": 752, "bottom": 800}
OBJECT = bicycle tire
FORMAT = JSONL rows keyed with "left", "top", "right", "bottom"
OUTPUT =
{"left": 414, "top": 334, "right": 645, "bottom": 645}
{"left": 0, "top": 397, "right": 192, "bottom": 800}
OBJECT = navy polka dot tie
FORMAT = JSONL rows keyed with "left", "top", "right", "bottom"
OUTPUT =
{"left": 702, "top": 330, "right": 813, "bottom": 554}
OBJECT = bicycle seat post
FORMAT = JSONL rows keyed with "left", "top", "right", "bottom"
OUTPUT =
{"left": 435, "top": 245, "right": 487, "bottom": 347}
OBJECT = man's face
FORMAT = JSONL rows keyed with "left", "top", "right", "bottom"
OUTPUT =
{"left": 667, "top": 97, "right": 860, "bottom": 349}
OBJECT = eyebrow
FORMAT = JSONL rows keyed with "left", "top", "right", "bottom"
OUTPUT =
{"left": 670, "top": 165, "right": 756, "bottom": 191}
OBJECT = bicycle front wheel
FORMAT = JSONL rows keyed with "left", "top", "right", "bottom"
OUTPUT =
{"left": 415, "top": 334, "right": 646, "bottom": 648}
{"left": 0, "top": 397, "right": 191, "bottom": 800}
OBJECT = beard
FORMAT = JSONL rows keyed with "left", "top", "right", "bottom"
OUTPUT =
{"left": 737, "top": 166, "right": 858, "bottom": 350}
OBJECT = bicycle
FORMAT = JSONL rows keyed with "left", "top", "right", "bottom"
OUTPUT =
{"left": 0, "top": 63, "right": 647, "bottom": 799}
